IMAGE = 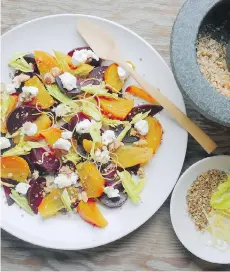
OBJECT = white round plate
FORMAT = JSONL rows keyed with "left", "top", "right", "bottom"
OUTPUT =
{"left": 1, "top": 14, "right": 187, "bottom": 250}
{"left": 170, "top": 155, "right": 230, "bottom": 264}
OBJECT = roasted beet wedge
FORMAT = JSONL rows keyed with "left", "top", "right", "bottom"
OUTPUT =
{"left": 23, "top": 53, "right": 39, "bottom": 74}
{"left": 68, "top": 46, "right": 101, "bottom": 67}
{"left": 55, "top": 76, "right": 82, "bottom": 97}
{"left": 88, "top": 66, "right": 108, "bottom": 82}
{"left": 69, "top": 112, "right": 90, "bottom": 131}
{"left": 99, "top": 190, "right": 128, "bottom": 208}
{"left": 6, "top": 105, "right": 41, "bottom": 134}
{"left": 126, "top": 104, "right": 163, "bottom": 122}
{"left": 28, "top": 177, "right": 46, "bottom": 214}
{"left": 29, "top": 148, "right": 61, "bottom": 174}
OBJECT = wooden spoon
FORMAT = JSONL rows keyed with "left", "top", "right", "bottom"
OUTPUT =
{"left": 77, "top": 19, "right": 217, "bottom": 154}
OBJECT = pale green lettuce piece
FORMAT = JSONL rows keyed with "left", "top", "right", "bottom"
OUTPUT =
{"left": 117, "top": 124, "right": 132, "bottom": 141}
{"left": 210, "top": 175, "right": 230, "bottom": 213}
{"left": 102, "top": 117, "right": 128, "bottom": 128}
{"left": 82, "top": 101, "right": 101, "bottom": 121}
{"left": 61, "top": 189, "right": 72, "bottom": 211}
{"left": 89, "top": 122, "right": 102, "bottom": 143}
{"left": 10, "top": 190, "right": 34, "bottom": 215}
{"left": 46, "top": 84, "right": 73, "bottom": 104}
{"left": 2, "top": 140, "right": 47, "bottom": 157}
{"left": 53, "top": 50, "right": 73, "bottom": 74}
{"left": 131, "top": 110, "right": 151, "bottom": 124}
{"left": 63, "top": 151, "right": 81, "bottom": 165}
{"left": 9, "top": 52, "right": 33, "bottom": 73}
{"left": 118, "top": 170, "right": 146, "bottom": 204}
{"left": 81, "top": 84, "right": 118, "bottom": 99}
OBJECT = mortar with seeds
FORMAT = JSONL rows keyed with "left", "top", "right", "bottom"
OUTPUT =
{"left": 171, "top": 0, "right": 230, "bottom": 127}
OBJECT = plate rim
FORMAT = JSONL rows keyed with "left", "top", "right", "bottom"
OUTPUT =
{"left": 170, "top": 155, "right": 230, "bottom": 264}
{"left": 1, "top": 13, "right": 188, "bottom": 250}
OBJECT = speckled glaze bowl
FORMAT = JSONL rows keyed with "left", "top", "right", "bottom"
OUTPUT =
{"left": 171, "top": 0, "right": 230, "bottom": 127}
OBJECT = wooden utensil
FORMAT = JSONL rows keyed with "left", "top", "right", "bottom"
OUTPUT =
{"left": 77, "top": 19, "right": 217, "bottom": 154}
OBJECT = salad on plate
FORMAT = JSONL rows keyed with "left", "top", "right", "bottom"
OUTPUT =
{"left": 0, "top": 46, "right": 163, "bottom": 227}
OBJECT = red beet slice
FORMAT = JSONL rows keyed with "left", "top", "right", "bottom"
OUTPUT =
{"left": 99, "top": 190, "right": 128, "bottom": 208}
{"left": 55, "top": 76, "right": 82, "bottom": 98}
{"left": 29, "top": 148, "right": 61, "bottom": 174}
{"left": 69, "top": 112, "right": 90, "bottom": 131}
{"left": 88, "top": 66, "right": 107, "bottom": 82}
{"left": 68, "top": 46, "right": 101, "bottom": 67}
{"left": 28, "top": 177, "right": 46, "bottom": 214}
{"left": 6, "top": 105, "right": 41, "bottom": 134}
{"left": 126, "top": 104, "right": 163, "bottom": 122}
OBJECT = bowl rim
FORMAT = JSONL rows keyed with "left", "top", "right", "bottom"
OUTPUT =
{"left": 170, "top": 0, "right": 230, "bottom": 127}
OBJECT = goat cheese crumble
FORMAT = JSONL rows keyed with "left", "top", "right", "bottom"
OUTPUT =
{"left": 0, "top": 137, "right": 11, "bottom": 150}
{"left": 54, "top": 172, "right": 79, "bottom": 188}
{"left": 53, "top": 138, "right": 71, "bottom": 151}
{"left": 15, "top": 182, "right": 30, "bottom": 195}
{"left": 61, "top": 130, "right": 73, "bottom": 140}
{"left": 72, "top": 49, "right": 99, "bottom": 66}
{"left": 102, "top": 130, "right": 116, "bottom": 145}
{"left": 19, "top": 86, "right": 39, "bottom": 102}
{"left": 21, "top": 122, "right": 38, "bottom": 136}
{"left": 59, "top": 72, "right": 77, "bottom": 91}
{"left": 134, "top": 119, "right": 149, "bottom": 136}
{"left": 75, "top": 119, "right": 95, "bottom": 134}
{"left": 94, "top": 146, "right": 110, "bottom": 164}
{"left": 53, "top": 103, "right": 71, "bottom": 117}
{"left": 104, "top": 186, "right": 120, "bottom": 198}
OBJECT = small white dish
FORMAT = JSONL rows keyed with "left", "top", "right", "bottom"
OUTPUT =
{"left": 170, "top": 155, "right": 230, "bottom": 264}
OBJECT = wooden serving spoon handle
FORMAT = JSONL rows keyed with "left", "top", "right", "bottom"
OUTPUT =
{"left": 117, "top": 60, "right": 217, "bottom": 154}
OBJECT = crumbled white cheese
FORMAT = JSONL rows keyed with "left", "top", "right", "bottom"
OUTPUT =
{"left": 53, "top": 103, "right": 71, "bottom": 117}
{"left": 19, "top": 86, "right": 39, "bottom": 102}
{"left": 0, "top": 137, "right": 11, "bottom": 150}
{"left": 102, "top": 130, "right": 116, "bottom": 145}
{"left": 94, "top": 146, "right": 110, "bottom": 164}
{"left": 21, "top": 122, "right": 38, "bottom": 136}
{"left": 6, "top": 83, "right": 16, "bottom": 94}
{"left": 117, "top": 62, "right": 133, "bottom": 81}
{"left": 134, "top": 119, "right": 149, "bottom": 136}
{"left": 104, "top": 186, "right": 120, "bottom": 198}
{"left": 75, "top": 119, "right": 95, "bottom": 134}
{"left": 54, "top": 172, "right": 78, "bottom": 188}
{"left": 61, "top": 130, "right": 73, "bottom": 140}
{"left": 59, "top": 72, "right": 77, "bottom": 91}
{"left": 53, "top": 138, "right": 71, "bottom": 151}
{"left": 72, "top": 49, "right": 99, "bottom": 66}
{"left": 15, "top": 182, "right": 30, "bottom": 195}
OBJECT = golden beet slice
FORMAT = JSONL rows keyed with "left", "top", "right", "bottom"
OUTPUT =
{"left": 82, "top": 139, "right": 103, "bottom": 153}
{"left": 77, "top": 200, "right": 108, "bottom": 228}
{"left": 34, "top": 50, "right": 60, "bottom": 78}
{"left": 77, "top": 162, "right": 105, "bottom": 198}
{"left": 146, "top": 116, "right": 163, "bottom": 154}
{"left": 104, "top": 63, "right": 124, "bottom": 92}
{"left": 112, "top": 145, "right": 153, "bottom": 168}
{"left": 38, "top": 189, "right": 64, "bottom": 217}
{"left": 99, "top": 97, "right": 134, "bottom": 120}
{"left": 40, "top": 128, "right": 62, "bottom": 145}
{"left": 24, "top": 76, "right": 55, "bottom": 109}
{"left": 1, "top": 156, "right": 30, "bottom": 182}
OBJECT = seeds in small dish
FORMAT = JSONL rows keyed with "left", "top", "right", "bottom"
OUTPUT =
{"left": 186, "top": 169, "right": 227, "bottom": 231}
